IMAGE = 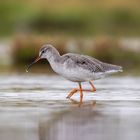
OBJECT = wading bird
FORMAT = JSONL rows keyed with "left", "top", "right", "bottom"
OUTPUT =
{"left": 26, "top": 44, "right": 123, "bottom": 104}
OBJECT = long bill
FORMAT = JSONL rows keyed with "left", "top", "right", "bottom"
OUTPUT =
{"left": 26, "top": 56, "right": 41, "bottom": 72}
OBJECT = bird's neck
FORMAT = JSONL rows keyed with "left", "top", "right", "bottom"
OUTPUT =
{"left": 47, "top": 48, "right": 61, "bottom": 64}
{"left": 46, "top": 49, "right": 62, "bottom": 74}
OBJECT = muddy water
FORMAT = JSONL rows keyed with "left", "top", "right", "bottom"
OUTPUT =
{"left": 0, "top": 74, "right": 140, "bottom": 140}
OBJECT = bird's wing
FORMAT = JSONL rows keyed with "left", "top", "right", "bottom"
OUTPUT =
{"left": 82, "top": 55, "right": 123, "bottom": 72}
{"left": 62, "top": 54, "right": 105, "bottom": 73}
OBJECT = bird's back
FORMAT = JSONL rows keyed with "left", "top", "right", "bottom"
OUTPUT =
{"left": 59, "top": 53, "right": 122, "bottom": 81}
{"left": 62, "top": 53, "right": 122, "bottom": 72}
{"left": 84, "top": 55, "right": 123, "bottom": 73}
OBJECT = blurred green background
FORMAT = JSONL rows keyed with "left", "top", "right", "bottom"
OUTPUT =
{"left": 0, "top": 0, "right": 140, "bottom": 74}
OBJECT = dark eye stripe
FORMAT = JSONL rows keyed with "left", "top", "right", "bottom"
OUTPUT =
{"left": 40, "top": 46, "right": 47, "bottom": 52}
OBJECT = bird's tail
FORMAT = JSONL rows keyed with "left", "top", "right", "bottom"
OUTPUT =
{"left": 103, "top": 63, "right": 123, "bottom": 74}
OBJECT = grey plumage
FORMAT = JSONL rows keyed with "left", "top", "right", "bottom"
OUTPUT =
{"left": 26, "top": 44, "right": 123, "bottom": 82}
{"left": 62, "top": 53, "right": 122, "bottom": 74}
{"left": 26, "top": 44, "right": 123, "bottom": 102}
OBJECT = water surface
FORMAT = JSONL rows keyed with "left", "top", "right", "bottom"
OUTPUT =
{"left": 0, "top": 74, "right": 140, "bottom": 140}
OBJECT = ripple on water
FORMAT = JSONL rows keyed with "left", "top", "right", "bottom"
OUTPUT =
{"left": 0, "top": 74, "right": 140, "bottom": 140}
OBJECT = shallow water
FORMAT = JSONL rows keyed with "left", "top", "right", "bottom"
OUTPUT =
{"left": 0, "top": 74, "right": 140, "bottom": 140}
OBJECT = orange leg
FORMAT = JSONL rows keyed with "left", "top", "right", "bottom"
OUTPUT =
{"left": 79, "top": 83, "right": 83, "bottom": 106}
{"left": 66, "top": 80, "right": 96, "bottom": 99}
{"left": 66, "top": 88, "right": 78, "bottom": 99}
{"left": 88, "top": 81, "right": 96, "bottom": 92}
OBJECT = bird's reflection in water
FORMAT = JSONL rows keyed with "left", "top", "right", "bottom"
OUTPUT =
{"left": 38, "top": 100, "right": 101, "bottom": 140}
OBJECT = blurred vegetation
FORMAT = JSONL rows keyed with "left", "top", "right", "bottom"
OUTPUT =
{"left": 0, "top": 0, "right": 140, "bottom": 37}
{"left": 12, "top": 35, "right": 67, "bottom": 65}
{"left": 12, "top": 35, "right": 140, "bottom": 74}
{"left": 0, "top": 0, "right": 140, "bottom": 73}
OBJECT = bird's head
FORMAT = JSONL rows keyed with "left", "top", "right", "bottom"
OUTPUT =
{"left": 39, "top": 44, "right": 55, "bottom": 59}
{"left": 26, "top": 44, "right": 55, "bottom": 72}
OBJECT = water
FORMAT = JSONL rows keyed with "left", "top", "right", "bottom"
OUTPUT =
{"left": 0, "top": 74, "right": 140, "bottom": 140}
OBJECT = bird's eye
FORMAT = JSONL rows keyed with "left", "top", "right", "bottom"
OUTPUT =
{"left": 42, "top": 50, "right": 45, "bottom": 54}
